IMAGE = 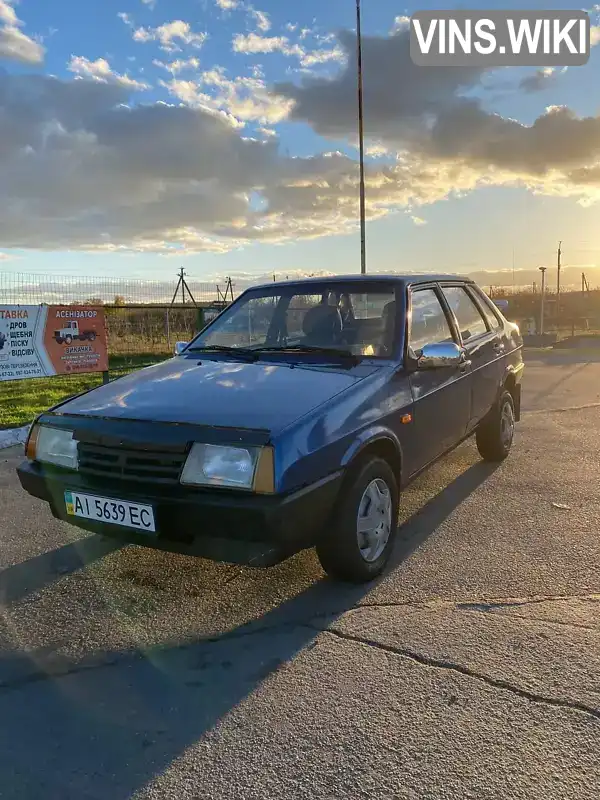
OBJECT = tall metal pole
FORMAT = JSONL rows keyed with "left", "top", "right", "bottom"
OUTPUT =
{"left": 539, "top": 267, "right": 547, "bottom": 335}
{"left": 356, "top": 0, "right": 367, "bottom": 274}
{"left": 556, "top": 240, "right": 562, "bottom": 333}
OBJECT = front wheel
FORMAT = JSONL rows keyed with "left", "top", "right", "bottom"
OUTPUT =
{"left": 476, "top": 390, "right": 515, "bottom": 462}
{"left": 316, "top": 457, "right": 399, "bottom": 583}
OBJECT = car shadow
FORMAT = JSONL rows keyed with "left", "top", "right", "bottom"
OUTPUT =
{"left": 0, "top": 458, "right": 498, "bottom": 800}
{"left": 0, "top": 535, "right": 122, "bottom": 605}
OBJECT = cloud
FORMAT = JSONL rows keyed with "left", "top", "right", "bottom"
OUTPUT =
{"left": 248, "top": 7, "right": 271, "bottom": 33}
{"left": 233, "top": 32, "right": 302, "bottom": 57}
{"left": 275, "top": 27, "right": 600, "bottom": 201}
{"left": 68, "top": 56, "right": 150, "bottom": 91}
{"left": 0, "top": 0, "right": 44, "bottom": 64}
{"left": 232, "top": 31, "right": 346, "bottom": 69}
{"left": 518, "top": 67, "right": 557, "bottom": 93}
{"left": 153, "top": 56, "right": 200, "bottom": 74}
{"left": 410, "top": 216, "right": 427, "bottom": 226}
{"left": 0, "top": 66, "right": 498, "bottom": 255}
{"left": 257, "top": 126, "right": 277, "bottom": 138}
{"left": 133, "top": 20, "right": 208, "bottom": 52}
{"left": 300, "top": 45, "right": 346, "bottom": 68}
{"left": 2, "top": 24, "right": 600, "bottom": 258}
{"left": 163, "top": 66, "right": 293, "bottom": 125}
{"left": 0, "top": 70, "right": 298, "bottom": 253}
{"left": 215, "top": 0, "right": 238, "bottom": 8}
{"left": 141, "top": 0, "right": 157, "bottom": 8}
{"left": 391, "top": 16, "right": 410, "bottom": 33}
{"left": 276, "top": 29, "right": 484, "bottom": 143}
{"left": 0, "top": 1, "right": 17, "bottom": 25}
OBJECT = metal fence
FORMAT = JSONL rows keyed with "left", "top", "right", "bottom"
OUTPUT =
{"left": 0, "top": 271, "right": 235, "bottom": 306}
{"left": 0, "top": 271, "right": 240, "bottom": 368}
{"left": 105, "top": 305, "right": 202, "bottom": 358}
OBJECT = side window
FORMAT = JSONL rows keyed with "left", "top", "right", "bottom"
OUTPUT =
{"left": 408, "top": 288, "right": 455, "bottom": 353}
{"left": 470, "top": 287, "right": 502, "bottom": 331}
{"left": 441, "top": 286, "right": 488, "bottom": 342}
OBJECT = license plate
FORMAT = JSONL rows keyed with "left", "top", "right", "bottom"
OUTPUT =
{"left": 64, "top": 491, "right": 156, "bottom": 533}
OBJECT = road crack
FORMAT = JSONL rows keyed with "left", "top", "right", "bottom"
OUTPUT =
{"left": 311, "top": 625, "right": 600, "bottom": 722}
{"left": 0, "top": 652, "right": 128, "bottom": 693}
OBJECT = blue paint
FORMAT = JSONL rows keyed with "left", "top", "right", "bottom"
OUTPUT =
{"left": 51, "top": 275, "right": 524, "bottom": 497}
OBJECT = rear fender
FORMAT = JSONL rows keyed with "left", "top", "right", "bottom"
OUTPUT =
{"left": 501, "top": 364, "right": 524, "bottom": 422}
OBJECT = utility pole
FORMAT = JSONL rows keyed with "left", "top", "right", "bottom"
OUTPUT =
{"left": 356, "top": 0, "right": 367, "bottom": 274}
{"left": 539, "top": 266, "right": 547, "bottom": 335}
{"left": 556, "top": 241, "right": 562, "bottom": 332}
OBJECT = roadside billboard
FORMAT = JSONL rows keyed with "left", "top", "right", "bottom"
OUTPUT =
{"left": 0, "top": 305, "right": 108, "bottom": 382}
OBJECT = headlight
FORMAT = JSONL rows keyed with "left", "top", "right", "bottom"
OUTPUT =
{"left": 180, "top": 443, "right": 274, "bottom": 492}
{"left": 33, "top": 425, "right": 78, "bottom": 470}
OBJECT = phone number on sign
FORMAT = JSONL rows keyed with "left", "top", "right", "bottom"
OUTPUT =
{"left": 1, "top": 368, "right": 45, "bottom": 378}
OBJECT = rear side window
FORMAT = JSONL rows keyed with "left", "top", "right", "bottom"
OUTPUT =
{"left": 471, "top": 287, "right": 503, "bottom": 331}
{"left": 409, "top": 288, "right": 455, "bottom": 353}
{"left": 441, "top": 286, "right": 489, "bottom": 341}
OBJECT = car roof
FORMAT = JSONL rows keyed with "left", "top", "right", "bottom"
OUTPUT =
{"left": 248, "top": 273, "right": 474, "bottom": 291}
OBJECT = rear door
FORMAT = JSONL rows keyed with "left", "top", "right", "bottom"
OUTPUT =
{"left": 406, "top": 285, "right": 472, "bottom": 473}
{"left": 440, "top": 284, "right": 504, "bottom": 428}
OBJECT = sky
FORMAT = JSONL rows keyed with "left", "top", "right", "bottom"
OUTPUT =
{"left": 1, "top": 0, "right": 600, "bottom": 289}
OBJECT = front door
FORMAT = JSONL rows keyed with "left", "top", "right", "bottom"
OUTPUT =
{"left": 406, "top": 286, "right": 472, "bottom": 475}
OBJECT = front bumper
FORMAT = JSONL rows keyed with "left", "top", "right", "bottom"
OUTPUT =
{"left": 17, "top": 460, "right": 343, "bottom": 567}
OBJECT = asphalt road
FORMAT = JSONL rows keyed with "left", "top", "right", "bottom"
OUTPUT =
{"left": 1, "top": 352, "right": 600, "bottom": 799}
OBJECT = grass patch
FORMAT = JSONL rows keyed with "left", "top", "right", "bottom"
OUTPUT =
{"left": 1, "top": 353, "right": 168, "bottom": 429}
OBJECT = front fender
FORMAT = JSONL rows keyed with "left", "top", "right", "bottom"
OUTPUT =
{"left": 340, "top": 425, "right": 403, "bottom": 471}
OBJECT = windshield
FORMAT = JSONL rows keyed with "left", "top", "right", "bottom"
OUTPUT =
{"left": 188, "top": 282, "right": 397, "bottom": 359}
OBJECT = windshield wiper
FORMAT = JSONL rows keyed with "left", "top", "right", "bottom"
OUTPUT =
{"left": 185, "top": 345, "right": 258, "bottom": 361}
{"left": 251, "top": 345, "right": 361, "bottom": 364}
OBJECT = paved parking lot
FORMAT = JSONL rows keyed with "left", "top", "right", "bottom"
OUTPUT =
{"left": 1, "top": 352, "right": 600, "bottom": 799}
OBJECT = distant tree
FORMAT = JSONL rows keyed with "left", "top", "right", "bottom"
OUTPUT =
{"left": 113, "top": 295, "right": 126, "bottom": 306}
{"left": 84, "top": 297, "right": 104, "bottom": 306}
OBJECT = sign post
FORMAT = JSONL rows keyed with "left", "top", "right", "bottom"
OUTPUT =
{"left": 0, "top": 305, "right": 108, "bottom": 383}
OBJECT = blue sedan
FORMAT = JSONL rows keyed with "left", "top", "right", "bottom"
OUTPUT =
{"left": 17, "top": 274, "right": 524, "bottom": 583}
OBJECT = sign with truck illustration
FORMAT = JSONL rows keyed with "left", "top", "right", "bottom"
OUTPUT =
{"left": 54, "top": 319, "right": 98, "bottom": 345}
{"left": 0, "top": 305, "right": 108, "bottom": 382}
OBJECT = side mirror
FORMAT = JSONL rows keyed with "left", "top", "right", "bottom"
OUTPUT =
{"left": 416, "top": 342, "right": 464, "bottom": 369}
{"left": 174, "top": 341, "right": 189, "bottom": 356}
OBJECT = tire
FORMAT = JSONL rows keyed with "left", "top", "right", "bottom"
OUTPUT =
{"left": 476, "top": 389, "right": 515, "bottom": 462}
{"left": 316, "top": 456, "right": 399, "bottom": 583}
{"left": 64, "top": 335, "right": 72, "bottom": 345}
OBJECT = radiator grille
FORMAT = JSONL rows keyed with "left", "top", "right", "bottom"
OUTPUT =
{"left": 77, "top": 442, "right": 186, "bottom": 485}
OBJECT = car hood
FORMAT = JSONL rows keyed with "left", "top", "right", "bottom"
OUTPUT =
{"left": 55, "top": 356, "right": 370, "bottom": 433}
